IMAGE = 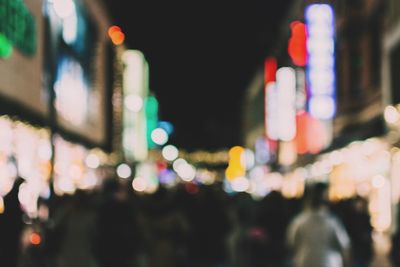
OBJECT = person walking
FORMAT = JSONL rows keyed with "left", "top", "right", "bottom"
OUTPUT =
{"left": 286, "top": 182, "right": 351, "bottom": 267}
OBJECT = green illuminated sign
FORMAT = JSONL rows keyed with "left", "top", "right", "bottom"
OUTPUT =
{"left": 0, "top": 0, "right": 37, "bottom": 58}
{"left": 145, "top": 95, "right": 159, "bottom": 149}
{"left": 0, "top": 33, "right": 12, "bottom": 58}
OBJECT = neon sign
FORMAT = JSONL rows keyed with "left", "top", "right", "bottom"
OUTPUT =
{"left": 306, "top": 4, "right": 336, "bottom": 120}
{"left": 0, "top": 0, "right": 37, "bottom": 58}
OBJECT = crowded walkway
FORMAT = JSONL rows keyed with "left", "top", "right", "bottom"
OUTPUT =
{"left": 0, "top": 177, "right": 396, "bottom": 267}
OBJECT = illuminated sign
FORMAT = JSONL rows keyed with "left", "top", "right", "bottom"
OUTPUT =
{"left": 145, "top": 95, "right": 159, "bottom": 149}
{"left": 264, "top": 57, "right": 278, "bottom": 141}
{"left": 288, "top": 21, "right": 307, "bottom": 67}
{"left": 122, "top": 50, "right": 149, "bottom": 161}
{"left": 0, "top": 0, "right": 46, "bottom": 117}
{"left": 295, "top": 68, "right": 307, "bottom": 111}
{"left": 306, "top": 4, "right": 336, "bottom": 120}
{"left": 45, "top": 0, "right": 110, "bottom": 145}
{"left": 54, "top": 56, "right": 89, "bottom": 126}
{"left": 264, "top": 57, "right": 277, "bottom": 85}
{"left": 0, "top": 0, "right": 37, "bottom": 58}
{"left": 277, "top": 67, "right": 297, "bottom": 141}
{"left": 266, "top": 82, "right": 278, "bottom": 140}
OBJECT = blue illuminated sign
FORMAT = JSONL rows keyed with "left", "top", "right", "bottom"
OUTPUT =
{"left": 305, "top": 4, "right": 336, "bottom": 120}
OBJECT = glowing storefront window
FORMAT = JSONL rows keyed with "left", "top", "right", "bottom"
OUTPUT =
{"left": 54, "top": 57, "right": 89, "bottom": 125}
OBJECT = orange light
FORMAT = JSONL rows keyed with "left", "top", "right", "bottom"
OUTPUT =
{"left": 295, "top": 111, "right": 309, "bottom": 154}
{"left": 111, "top": 32, "right": 125, "bottom": 45}
{"left": 108, "top": 25, "right": 121, "bottom": 38}
{"left": 108, "top": 25, "right": 125, "bottom": 45}
{"left": 30, "top": 233, "right": 41, "bottom": 245}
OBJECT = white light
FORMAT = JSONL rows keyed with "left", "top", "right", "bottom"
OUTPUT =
{"left": 151, "top": 128, "right": 168, "bottom": 145}
{"left": 173, "top": 158, "right": 187, "bottom": 172}
{"left": 372, "top": 175, "right": 385, "bottom": 189}
{"left": 132, "top": 177, "right": 147, "bottom": 192}
{"left": 242, "top": 149, "right": 255, "bottom": 170}
{"left": 178, "top": 164, "right": 196, "bottom": 182}
{"left": 307, "top": 38, "right": 334, "bottom": 54}
{"left": 62, "top": 10, "right": 78, "bottom": 44}
{"left": 306, "top": 3, "right": 335, "bottom": 121}
{"left": 162, "top": 145, "right": 179, "bottom": 161}
{"left": 277, "top": 67, "right": 296, "bottom": 141}
{"left": 57, "top": 178, "right": 75, "bottom": 194}
{"left": 0, "top": 175, "right": 15, "bottom": 197}
{"left": 309, "top": 70, "right": 335, "bottom": 94}
{"left": 309, "top": 96, "right": 335, "bottom": 120}
{"left": 53, "top": 0, "right": 76, "bottom": 19}
{"left": 329, "top": 150, "right": 344, "bottom": 165}
{"left": 384, "top": 106, "right": 400, "bottom": 124}
{"left": 38, "top": 141, "right": 52, "bottom": 161}
{"left": 85, "top": 154, "right": 100, "bottom": 169}
{"left": 266, "top": 82, "right": 279, "bottom": 140}
{"left": 306, "top": 4, "right": 334, "bottom": 24}
{"left": 124, "top": 95, "right": 143, "bottom": 112}
{"left": 54, "top": 59, "right": 88, "bottom": 125}
{"left": 249, "top": 166, "right": 265, "bottom": 180}
{"left": 231, "top": 177, "right": 250, "bottom": 192}
{"left": 40, "top": 184, "right": 51, "bottom": 199}
{"left": 116, "top": 163, "right": 132, "bottom": 179}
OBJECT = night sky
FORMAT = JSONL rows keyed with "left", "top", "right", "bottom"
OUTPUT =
{"left": 103, "top": 0, "right": 293, "bottom": 151}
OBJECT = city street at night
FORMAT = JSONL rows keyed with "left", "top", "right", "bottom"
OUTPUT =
{"left": 0, "top": 0, "right": 400, "bottom": 267}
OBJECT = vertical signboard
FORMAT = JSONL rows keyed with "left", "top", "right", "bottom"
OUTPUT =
{"left": 45, "top": 0, "right": 111, "bottom": 146}
{"left": 306, "top": 4, "right": 336, "bottom": 120}
{"left": 122, "top": 50, "right": 149, "bottom": 161}
{"left": 0, "top": 0, "right": 47, "bottom": 117}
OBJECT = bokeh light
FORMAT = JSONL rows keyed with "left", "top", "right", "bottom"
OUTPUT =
{"left": 116, "top": 163, "right": 132, "bottom": 179}
{"left": 151, "top": 128, "right": 168, "bottom": 146}
{"left": 162, "top": 145, "right": 179, "bottom": 161}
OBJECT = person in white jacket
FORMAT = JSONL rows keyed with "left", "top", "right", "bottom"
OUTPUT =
{"left": 286, "top": 182, "right": 351, "bottom": 267}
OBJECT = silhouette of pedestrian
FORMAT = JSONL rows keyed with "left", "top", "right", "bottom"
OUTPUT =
{"left": 0, "top": 177, "right": 25, "bottom": 267}
{"left": 93, "top": 178, "right": 140, "bottom": 267}
{"left": 286, "top": 182, "right": 351, "bottom": 267}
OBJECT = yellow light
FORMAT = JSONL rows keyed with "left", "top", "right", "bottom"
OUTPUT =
{"left": 225, "top": 165, "right": 245, "bottom": 181}
{"left": 111, "top": 32, "right": 125, "bottom": 45}
{"left": 226, "top": 146, "right": 246, "bottom": 180}
{"left": 0, "top": 196, "right": 4, "bottom": 214}
{"left": 278, "top": 141, "right": 297, "bottom": 166}
{"left": 229, "top": 146, "right": 245, "bottom": 159}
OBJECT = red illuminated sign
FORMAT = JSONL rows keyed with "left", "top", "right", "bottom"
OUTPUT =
{"left": 264, "top": 57, "right": 277, "bottom": 85}
{"left": 288, "top": 21, "right": 307, "bottom": 67}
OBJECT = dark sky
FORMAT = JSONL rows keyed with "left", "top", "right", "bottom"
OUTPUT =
{"left": 103, "top": 0, "right": 293, "bottom": 151}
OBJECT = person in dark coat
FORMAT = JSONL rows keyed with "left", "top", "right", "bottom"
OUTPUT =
{"left": 93, "top": 178, "right": 140, "bottom": 267}
{"left": 0, "top": 177, "right": 25, "bottom": 267}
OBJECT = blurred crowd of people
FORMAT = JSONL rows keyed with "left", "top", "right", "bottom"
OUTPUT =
{"left": 0, "top": 177, "right": 393, "bottom": 267}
